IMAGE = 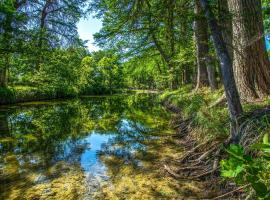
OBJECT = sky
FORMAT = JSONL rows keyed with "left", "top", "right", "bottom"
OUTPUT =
{"left": 266, "top": 37, "right": 270, "bottom": 50}
{"left": 77, "top": 15, "right": 102, "bottom": 52}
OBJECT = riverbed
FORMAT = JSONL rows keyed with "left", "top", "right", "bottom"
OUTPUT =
{"left": 0, "top": 94, "right": 201, "bottom": 199}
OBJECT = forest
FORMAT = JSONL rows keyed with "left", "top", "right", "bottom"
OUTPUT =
{"left": 1, "top": 0, "right": 270, "bottom": 199}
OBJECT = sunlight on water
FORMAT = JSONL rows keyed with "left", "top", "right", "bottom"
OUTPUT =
{"left": 0, "top": 94, "right": 201, "bottom": 199}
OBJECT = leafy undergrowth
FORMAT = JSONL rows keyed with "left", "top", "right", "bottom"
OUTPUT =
{"left": 159, "top": 87, "right": 270, "bottom": 199}
{"left": 221, "top": 136, "right": 270, "bottom": 199}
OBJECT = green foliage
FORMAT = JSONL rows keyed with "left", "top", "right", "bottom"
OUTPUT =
{"left": 221, "top": 135, "right": 270, "bottom": 199}
{"left": 98, "top": 56, "right": 122, "bottom": 91}
{"left": 123, "top": 53, "right": 168, "bottom": 90}
{"left": 159, "top": 87, "right": 230, "bottom": 140}
{"left": 263, "top": 0, "right": 270, "bottom": 35}
{"left": 91, "top": 0, "right": 195, "bottom": 89}
{"left": 0, "top": 87, "right": 15, "bottom": 103}
{"left": 32, "top": 48, "right": 88, "bottom": 97}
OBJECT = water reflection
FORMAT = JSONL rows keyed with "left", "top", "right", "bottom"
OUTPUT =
{"left": 0, "top": 94, "right": 195, "bottom": 199}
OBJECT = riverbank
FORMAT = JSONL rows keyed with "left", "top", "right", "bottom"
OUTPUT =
{"left": 159, "top": 86, "right": 270, "bottom": 198}
{"left": 0, "top": 86, "right": 159, "bottom": 105}
{"left": 0, "top": 86, "right": 67, "bottom": 105}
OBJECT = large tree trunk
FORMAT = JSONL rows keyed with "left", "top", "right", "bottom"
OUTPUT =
{"left": 206, "top": 56, "right": 217, "bottom": 90}
{"left": 200, "top": 0, "right": 243, "bottom": 142}
{"left": 228, "top": 0, "right": 270, "bottom": 101}
{"left": 218, "top": 0, "right": 233, "bottom": 60}
{"left": 194, "top": 0, "right": 210, "bottom": 89}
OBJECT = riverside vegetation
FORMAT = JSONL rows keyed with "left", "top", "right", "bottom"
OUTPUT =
{"left": 1, "top": 0, "right": 270, "bottom": 199}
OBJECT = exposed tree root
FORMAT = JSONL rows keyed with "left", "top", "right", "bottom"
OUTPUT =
{"left": 191, "top": 159, "right": 219, "bottom": 180}
{"left": 189, "top": 144, "right": 220, "bottom": 163}
{"left": 162, "top": 101, "right": 270, "bottom": 199}
{"left": 164, "top": 165, "right": 184, "bottom": 179}
{"left": 176, "top": 165, "right": 204, "bottom": 171}
{"left": 176, "top": 140, "right": 212, "bottom": 163}
{"left": 211, "top": 184, "right": 250, "bottom": 200}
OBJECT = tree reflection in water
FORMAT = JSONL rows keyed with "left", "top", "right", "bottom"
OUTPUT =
{"left": 0, "top": 94, "right": 199, "bottom": 199}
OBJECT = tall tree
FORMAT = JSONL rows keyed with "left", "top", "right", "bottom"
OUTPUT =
{"left": 218, "top": 0, "right": 233, "bottom": 59}
{"left": 92, "top": 0, "right": 193, "bottom": 89}
{"left": 228, "top": 0, "right": 270, "bottom": 100}
{"left": 194, "top": 0, "right": 209, "bottom": 89}
{"left": 199, "top": 0, "right": 243, "bottom": 142}
{"left": 0, "top": 0, "right": 26, "bottom": 87}
{"left": 194, "top": 0, "right": 217, "bottom": 90}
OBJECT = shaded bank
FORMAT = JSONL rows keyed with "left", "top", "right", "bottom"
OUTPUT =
{"left": 0, "top": 87, "right": 159, "bottom": 105}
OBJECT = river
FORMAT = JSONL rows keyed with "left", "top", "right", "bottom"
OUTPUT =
{"left": 0, "top": 94, "right": 200, "bottom": 200}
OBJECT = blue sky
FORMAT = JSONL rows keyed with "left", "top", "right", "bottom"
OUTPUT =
{"left": 266, "top": 37, "right": 270, "bottom": 50}
{"left": 77, "top": 15, "right": 102, "bottom": 52}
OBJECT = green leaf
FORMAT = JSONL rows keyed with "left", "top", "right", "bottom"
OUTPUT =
{"left": 220, "top": 169, "right": 236, "bottom": 177}
{"left": 251, "top": 181, "right": 268, "bottom": 198}
{"left": 263, "top": 134, "right": 269, "bottom": 144}
{"left": 243, "top": 155, "right": 253, "bottom": 162}
{"left": 246, "top": 175, "right": 258, "bottom": 184}
{"left": 251, "top": 143, "right": 270, "bottom": 151}
{"left": 226, "top": 144, "right": 245, "bottom": 161}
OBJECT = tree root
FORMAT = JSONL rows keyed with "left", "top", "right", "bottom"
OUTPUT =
{"left": 165, "top": 157, "right": 219, "bottom": 180}
{"left": 177, "top": 140, "right": 212, "bottom": 163}
{"left": 164, "top": 165, "right": 184, "bottom": 179}
{"left": 211, "top": 184, "right": 250, "bottom": 200}
{"left": 190, "top": 144, "right": 221, "bottom": 163}
{"left": 177, "top": 165, "right": 204, "bottom": 171}
{"left": 191, "top": 159, "right": 219, "bottom": 180}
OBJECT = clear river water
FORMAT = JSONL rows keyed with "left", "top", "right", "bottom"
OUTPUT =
{"left": 0, "top": 94, "right": 201, "bottom": 200}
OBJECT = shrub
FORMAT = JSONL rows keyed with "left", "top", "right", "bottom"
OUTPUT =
{"left": 221, "top": 134, "right": 270, "bottom": 199}
{"left": 0, "top": 87, "right": 16, "bottom": 104}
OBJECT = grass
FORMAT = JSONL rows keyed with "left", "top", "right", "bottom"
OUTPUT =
{"left": 159, "top": 86, "right": 270, "bottom": 142}
{"left": 159, "top": 86, "right": 229, "bottom": 141}
{"left": 159, "top": 87, "right": 270, "bottom": 198}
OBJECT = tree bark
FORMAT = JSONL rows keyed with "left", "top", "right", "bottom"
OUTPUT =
{"left": 218, "top": 0, "right": 233, "bottom": 60}
{"left": 194, "top": 0, "right": 210, "bottom": 89}
{"left": 228, "top": 0, "right": 270, "bottom": 100}
{"left": 206, "top": 56, "right": 217, "bottom": 90}
{"left": 199, "top": 0, "right": 243, "bottom": 142}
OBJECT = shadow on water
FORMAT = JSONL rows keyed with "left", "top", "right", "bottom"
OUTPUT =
{"left": 0, "top": 94, "right": 201, "bottom": 200}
